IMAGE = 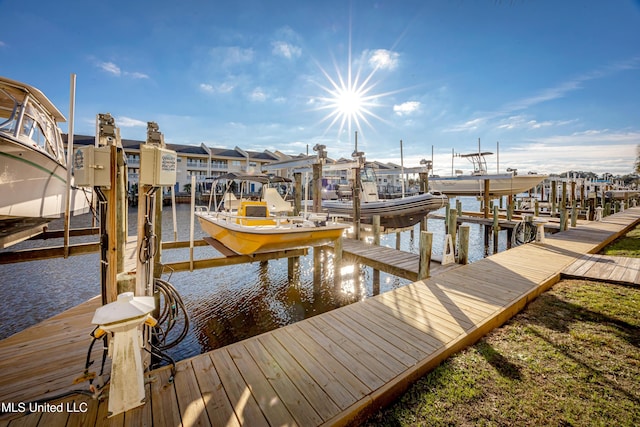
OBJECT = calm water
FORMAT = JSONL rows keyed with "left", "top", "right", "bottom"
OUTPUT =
{"left": 0, "top": 197, "right": 510, "bottom": 362}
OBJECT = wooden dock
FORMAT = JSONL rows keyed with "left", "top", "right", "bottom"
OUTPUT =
{"left": 1, "top": 208, "right": 638, "bottom": 426}
{"left": 338, "top": 238, "right": 460, "bottom": 281}
{"left": 563, "top": 253, "right": 640, "bottom": 285}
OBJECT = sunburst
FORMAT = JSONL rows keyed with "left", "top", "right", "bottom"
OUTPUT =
{"left": 313, "top": 53, "right": 388, "bottom": 143}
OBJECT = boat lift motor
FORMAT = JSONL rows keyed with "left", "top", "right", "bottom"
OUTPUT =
{"left": 91, "top": 292, "right": 156, "bottom": 417}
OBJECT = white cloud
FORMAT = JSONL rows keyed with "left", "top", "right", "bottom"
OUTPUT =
{"left": 98, "top": 61, "right": 121, "bottom": 76}
{"left": 94, "top": 60, "right": 148, "bottom": 79}
{"left": 445, "top": 117, "right": 487, "bottom": 132}
{"left": 117, "top": 116, "right": 147, "bottom": 128}
{"left": 449, "top": 56, "right": 640, "bottom": 133}
{"left": 393, "top": 101, "right": 420, "bottom": 116}
{"left": 218, "top": 82, "right": 235, "bottom": 93}
{"left": 124, "top": 71, "right": 149, "bottom": 79}
{"left": 0, "top": 41, "right": 6, "bottom": 47}
{"left": 367, "top": 49, "right": 399, "bottom": 70}
{"left": 199, "top": 81, "right": 235, "bottom": 95}
{"left": 496, "top": 115, "right": 577, "bottom": 130}
{"left": 199, "top": 83, "right": 215, "bottom": 93}
{"left": 211, "top": 46, "right": 254, "bottom": 67}
{"left": 272, "top": 41, "right": 301, "bottom": 59}
{"left": 250, "top": 87, "right": 267, "bottom": 102}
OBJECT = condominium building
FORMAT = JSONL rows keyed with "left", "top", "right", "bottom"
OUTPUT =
{"left": 67, "top": 135, "right": 284, "bottom": 193}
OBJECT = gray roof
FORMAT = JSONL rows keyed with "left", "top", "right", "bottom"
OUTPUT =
{"left": 64, "top": 134, "right": 279, "bottom": 161}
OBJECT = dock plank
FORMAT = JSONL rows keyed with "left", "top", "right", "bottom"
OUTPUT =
{"left": 190, "top": 355, "right": 241, "bottom": 427}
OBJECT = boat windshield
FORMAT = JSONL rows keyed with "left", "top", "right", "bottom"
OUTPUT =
{"left": 0, "top": 85, "right": 65, "bottom": 165}
{"left": 0, "top": 87, "right": 19, "bottom": 134}
{"left": 21, "top": 98, "right": 65, "bottom": 164}
{"left": 361, "top": 167, "right": 377, "bottom": 183}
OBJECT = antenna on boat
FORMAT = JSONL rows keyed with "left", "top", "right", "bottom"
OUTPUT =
{"left": 63, "top": 73, "right": 76, "bottom": 258}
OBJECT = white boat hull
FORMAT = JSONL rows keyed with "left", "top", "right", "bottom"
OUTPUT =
{"left": 429, "top": 174, "right": 546, "bottom": 197}
{"left": 0, "top": 137, "right": 89, "bottom": 223}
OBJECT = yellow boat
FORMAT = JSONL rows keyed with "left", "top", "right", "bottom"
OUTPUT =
{"left": 196, "top": 200, "right": 349, "bottom": 255}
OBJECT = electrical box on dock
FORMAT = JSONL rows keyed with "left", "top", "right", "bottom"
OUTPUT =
{"left": 73, "top": 146, "right": 111, "bottom": 188}
{"left": 139, "top": 145, "right": 177, "bottom": 187}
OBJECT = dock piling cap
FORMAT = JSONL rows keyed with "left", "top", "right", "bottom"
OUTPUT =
{"left": 91, "top": 292, "right": 156, "bottom": 326}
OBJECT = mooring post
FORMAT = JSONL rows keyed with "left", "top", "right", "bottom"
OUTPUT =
{"left": 448, "top": 209, "right": 458, "bottom": 251}
{"left": 445, "top": 203, "right": 450, "bottom": 234}
{"left": 561, "top": 181, "right": 568, "bottom": 226}
{"left": 288, "top": 256, "right": 299, "bottom": 285}
{"left": 294, "top": 172, "right": 302, "bottom": 215}
{"left": 313, "top": 246, "right": 322, "bottom": 293}
{"left": 312, "top": 162, "right": 322, "bottom": 214}
{"left": 571, "top": 199, "right": 578, "bottom": 227}
{"left": 483, "top": 180, "right": 491, "bottom": 218}
{"left": 420, "top": 216, "right": 428, "bottom": 232}
{"left": 492, "top": 205, "right": 500, "bottom": 254}
{"left": 551, "top": 180, "right": 557, "bottom": 216}
{"left": 353, "top": 168, "right": 361, "bottom": 240}
{"left": 418, "top": 231, "right": 432, "bottom": 280}
{"left": 459, "top": 225, "right": 470, "bottom": 265}
{"left": 333, "top": 238, "right": 342, "bottom": 290}
{"left": 372, "top": 215, "right": 380, "bottom": 295}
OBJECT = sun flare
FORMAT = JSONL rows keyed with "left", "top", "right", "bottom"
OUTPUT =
{"left": 310, "top": 45, "right": 396, "bottom": 145}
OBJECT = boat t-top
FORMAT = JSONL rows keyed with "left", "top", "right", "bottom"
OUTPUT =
{"left": 429, "top": 150, "right": 547, "bottom": 197}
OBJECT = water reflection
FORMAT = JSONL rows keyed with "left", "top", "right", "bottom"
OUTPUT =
{"left": 1, "top": 197, "right": 514, "bottom": 363}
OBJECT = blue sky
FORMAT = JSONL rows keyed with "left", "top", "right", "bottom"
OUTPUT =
{"left": 2, "top": 0, "right": 639, "bottom": 176}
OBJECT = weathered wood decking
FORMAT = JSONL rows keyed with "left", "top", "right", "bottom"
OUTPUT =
{"left": 339, "top": 238, "right": 461, "bottom": 281}
{"left": 1, "top": 208, "right": 637, "bottom": 426}
{"left": 563, "top": 253, "right": 640, "bottom": 285}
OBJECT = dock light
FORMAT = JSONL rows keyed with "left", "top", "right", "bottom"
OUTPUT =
{"left": 91, "top": 292, "right": 156, "bottom": 417}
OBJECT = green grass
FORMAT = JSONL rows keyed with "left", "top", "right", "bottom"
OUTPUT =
{"left": 601, "top": 224, "right": 640, "bottom": 257}
{"left": 363, "top": 280, "right": 640, "bottom": 426}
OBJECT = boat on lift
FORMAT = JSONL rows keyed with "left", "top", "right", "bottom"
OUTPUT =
{"left": 322, "top": 167, "right": 448, "bottom": 230}
{"left": 0, "top": 76, "right": 89, "bottom": 247}
{"left": 429, "top": 151, "right": 547, "bottom": 197}
{"left": 195, "top": 173, "right": 348, "bottom": 255}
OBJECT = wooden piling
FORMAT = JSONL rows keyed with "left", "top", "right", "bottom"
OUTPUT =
{"left": 353, "top": 167, "right": 361, "bottom": 240}
{"left": 492, "top": 205, "right": 499, "bottom": 254}
{"left": 372, "top": 215, "right": 380, "bottom": 295}
{"left": 418, "top": 231, "right": 432, "bottom": 280}
{"left": 294, "top": 172, "right": 302, "bottom": 215}
{"left": 448, "top": 209, "right": 458, "bottom": 251}
{"left": 313, "top": 246, "right": 322, "bottom": 293}
{"left": 483, "top": 180, "right": 490, "bottom": 218}
{"left": 551, "top": 180, "right": 557, "bottom": 216}
{"left": 458, "top": 225, "right": 470, "bottom": 265}
{"left": 288, "top": 256, "right": 299, "bottom": 284}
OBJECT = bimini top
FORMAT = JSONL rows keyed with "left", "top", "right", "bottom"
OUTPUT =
{"left": 0, "top": 76, "right": 66, "bottom": 122}
{"left": 213, "top": 172, "right": 291, "bottom": 184}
